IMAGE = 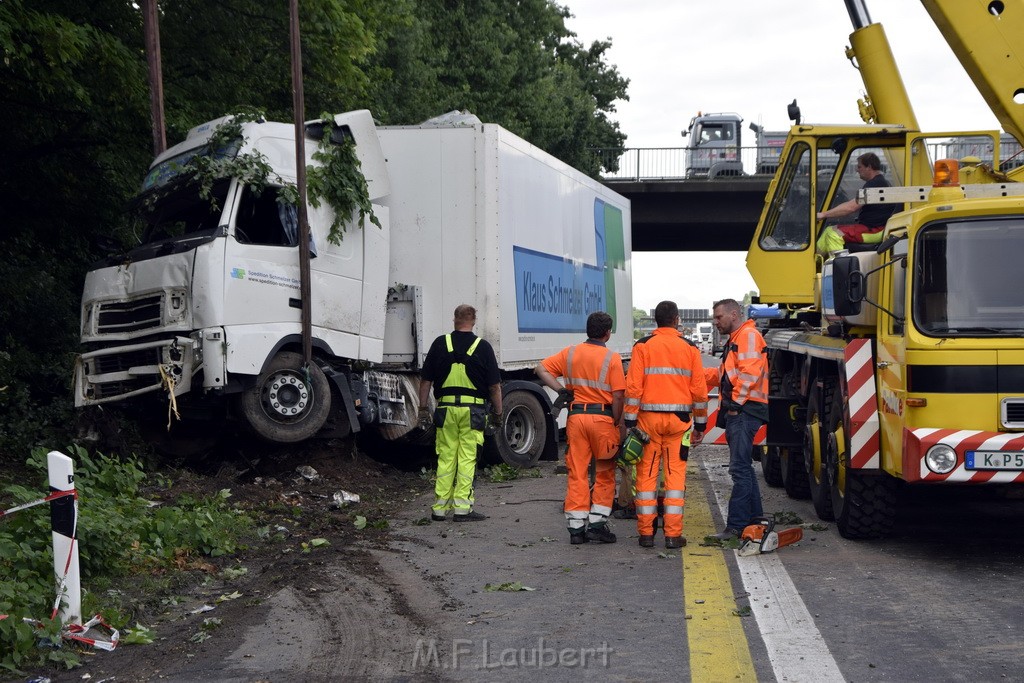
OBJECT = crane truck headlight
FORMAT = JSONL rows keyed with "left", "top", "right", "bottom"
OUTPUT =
{"left": 925, "top": 444, "right": 957, "bottom": 474}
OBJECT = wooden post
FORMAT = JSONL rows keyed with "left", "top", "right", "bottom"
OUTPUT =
{"left": 289, "top": 0, "right": 313, "bottom": 365}
{"left": 141, "top": 0, "right": 166, "bottom": 156}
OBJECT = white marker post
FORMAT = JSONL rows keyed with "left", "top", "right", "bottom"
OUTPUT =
{"left": 47, "top": 451, "right": 81, "bottom": 625}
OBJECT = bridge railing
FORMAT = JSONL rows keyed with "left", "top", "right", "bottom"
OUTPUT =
{"left": 596, "top": 147, "right": 780, "bottom": 181}
{"left": 597, "top": 141, "right": 1024, "bottom": 181}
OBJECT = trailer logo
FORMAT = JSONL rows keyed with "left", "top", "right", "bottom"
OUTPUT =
{"left": 230, "top": 268, "right": 246, "bottom": 280}
{"left": 513, "top": 199, "right": 626, "bottom": 333}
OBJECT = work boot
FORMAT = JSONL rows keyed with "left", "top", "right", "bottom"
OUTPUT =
{"left": 711, "top": 528, "right": 739, "bottom": 541}
{"left": 665, "top": 536, "right": 686, "bottom": 549}
{"left": 638, "top": 535, "right": 655, "bottom": 548}
{"left": 585, "top": 524, "right": 617, "bottom": 544}
{"left": 611, "top": 504, "right": 636, "bottom": 520}
{"left": 430, "top": 512, "right": 447, "bottom": 522}
{"left": 569, "top": 531, "right": 588, "bottom": 545}
{"left": 453, "top": 510, "right": 487, "bottom": 522}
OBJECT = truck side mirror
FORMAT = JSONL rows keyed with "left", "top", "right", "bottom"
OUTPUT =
{"left": 832, "top": 255, "right": 863, "bottom": 316}
{"left": 787, "top": 99, "right": 801, "bottom": 125}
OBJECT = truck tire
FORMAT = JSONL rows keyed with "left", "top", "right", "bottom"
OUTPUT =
{"left": 826, "top": 380, "right": 896, "bottom": 538}
{"left": 805, "top": 378, "right": 835, "bottom": 521}
{"left": 761, "top": 361, "right": 787, "bottom": 487}
{"left": 781, "top": 447, "right": 810, "bottom": 499}
{"left": 495, "top": 391, "right": 546, "bottom": 468}
{"left": 762, "top": 446, "right": 784, "bottom": 487}
{"left": 240, "top": 351, "right": 331, "bottom": 443}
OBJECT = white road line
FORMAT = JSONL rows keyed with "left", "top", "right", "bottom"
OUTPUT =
{"left": 701, "top": 457, "right": 845, "bottom": 683}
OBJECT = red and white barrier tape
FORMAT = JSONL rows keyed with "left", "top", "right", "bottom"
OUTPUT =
{"left": 1, "top": 487, "right": 118, "bottom": 651}
{"left": 0, "top": 488, "right": 76, "bottom": 518}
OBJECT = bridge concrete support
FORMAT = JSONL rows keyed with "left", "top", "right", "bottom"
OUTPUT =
{"left": 604, "top": 178, "right": 770, "bottom": 252}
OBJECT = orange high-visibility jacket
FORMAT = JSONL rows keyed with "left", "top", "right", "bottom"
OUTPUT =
{"left": 542, "top": 340, "right": 626, "bottom": 406}
{"left": 714, "top": 319, "right": 769, "bottom": 421}
{"left": 624, "top": 327, "right": 709, "bottom": 430}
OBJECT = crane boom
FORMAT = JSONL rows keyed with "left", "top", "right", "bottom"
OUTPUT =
{"left": 922, "top": 0, "right": 1024, "bottom": 147}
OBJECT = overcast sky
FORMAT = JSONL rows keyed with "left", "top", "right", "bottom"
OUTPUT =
{"left": 559, "top": 0, "right": 1002, "bottom": 313}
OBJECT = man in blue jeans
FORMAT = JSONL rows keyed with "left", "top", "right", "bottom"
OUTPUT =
{"left": 704, "top": 299, "right": 769, "bottom": 539}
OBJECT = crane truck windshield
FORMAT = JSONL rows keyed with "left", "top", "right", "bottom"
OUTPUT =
{"left": 913, "top": 218, "right": 1024, "bottom": 337}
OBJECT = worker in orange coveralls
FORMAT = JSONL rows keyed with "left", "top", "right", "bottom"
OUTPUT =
{"left": 624, "top": 301, "right": 708, "bottom": 549}
{"left": 535, "top": 311, "right": 626, "bottom": 545}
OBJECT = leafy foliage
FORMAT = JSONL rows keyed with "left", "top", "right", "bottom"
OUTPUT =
{"left": 0, "top": 445, "right": 249, "bottom": 671}
{"left": 0, "top": 0, "right": 630, "bottom": 462}
{"left": 307, "top": 133, "right": 382, "bottom": 243}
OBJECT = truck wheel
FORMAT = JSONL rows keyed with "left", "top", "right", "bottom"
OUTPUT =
{"left": 781, "top": 447, "right": 810, "bottom": 499}
{"left": 827, "top": 382, "right": 896, "bottom": 539}
{"left": 805, "top": 379, "right": 835, "bottom": 521}
{"left": 762, "top": 446, "right": 783, "bottom": 487}
{"left": 240, "top": 351, "right": 331, "bottom": 443}
{"left": 495, "top": 391, "right": 546, "bottom": 468}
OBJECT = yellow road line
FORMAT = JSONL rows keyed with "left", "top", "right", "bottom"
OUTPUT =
{"left": 683, "top": 470, "right": 757, "bottom": 680}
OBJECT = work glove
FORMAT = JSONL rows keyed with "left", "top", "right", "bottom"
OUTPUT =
{"left": 550, "top": 387, "right": 573, "bottom": 417}
{"left": 485, "top": 409, "right": 502, "bottom": 436}
{"left": 417, "top": 405, "right": 433, "bottom": 431}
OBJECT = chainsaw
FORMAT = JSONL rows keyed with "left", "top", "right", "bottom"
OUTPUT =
{"left": 737, "top": 516, "right": 803, "bottom": 557}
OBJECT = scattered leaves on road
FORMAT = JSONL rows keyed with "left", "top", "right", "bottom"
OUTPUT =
{"left": 772, "top": 510, "right": 803, "bottom": 525}
{"left": 484, "top": 581, "right": 536, "bottom": 592}
{"left": 121, "top": 623, "right": 156, "bottom": 645}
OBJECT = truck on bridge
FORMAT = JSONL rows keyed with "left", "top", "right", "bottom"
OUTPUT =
{"left": 682, "top": 110, "right": 811, "bottom": 179}
{"left": 747, "top": 0, "right": 1024, "bottom": 538}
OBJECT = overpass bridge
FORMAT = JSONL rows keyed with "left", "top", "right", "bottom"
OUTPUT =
{"left": 597, "top": 147, "right": 771, "bottom": 252}
{"left": 603, "top": 177, "right": 770, "bottom": 252}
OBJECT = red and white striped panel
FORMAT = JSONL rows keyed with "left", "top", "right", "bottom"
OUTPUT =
{"left": 844, "top": 339, "right": 880, "bottom": 469}
{"left": 905, "top": 428, "right": 1024, "bottom": 483}
{"left": 702, "top": 397, "right": 767, "bottom": 446}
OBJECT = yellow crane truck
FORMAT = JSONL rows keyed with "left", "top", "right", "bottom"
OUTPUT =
{"left": 750, "top": 0, "right": 1024, "bottom": 537}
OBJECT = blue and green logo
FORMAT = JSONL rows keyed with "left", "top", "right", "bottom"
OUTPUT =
{"left": 513, "top": 199, "right": 626, "bottom": 333}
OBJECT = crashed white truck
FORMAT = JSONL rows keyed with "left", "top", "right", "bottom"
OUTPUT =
{"left": 73, "top": 111, "right": 634, "bottom": 466}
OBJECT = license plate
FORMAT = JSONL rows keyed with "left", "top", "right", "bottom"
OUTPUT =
{"left": 965, "top": 450, "right": 1024, "bottom": 470}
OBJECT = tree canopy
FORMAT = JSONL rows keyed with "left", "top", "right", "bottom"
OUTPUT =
{"left": 0, "top": 0, "right": 629, "bottom": 458}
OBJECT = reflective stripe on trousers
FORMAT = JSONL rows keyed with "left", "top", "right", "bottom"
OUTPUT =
{"left": 564, "top": 413, "right": 619, "bottom": 530}
{"left": 635, "top": 412, "right": 688, "bottom": 537}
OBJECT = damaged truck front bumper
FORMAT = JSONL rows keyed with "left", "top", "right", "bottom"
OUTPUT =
{"left": 74, "top": 336, "right": 199, "bottom": 407}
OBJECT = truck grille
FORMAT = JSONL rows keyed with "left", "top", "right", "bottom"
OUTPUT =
{"left": 1002, "top": 399, "right": 1024, "bottom": 429}
{"left": 92, "top": 348, "right": 162, "bottom": 375}
{"left": 96, "top": 295, "right": 164, "bottom": 334}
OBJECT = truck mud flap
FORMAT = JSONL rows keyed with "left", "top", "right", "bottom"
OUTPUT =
{"left": 325, "top": 368, "right": 362, "bottom": 434}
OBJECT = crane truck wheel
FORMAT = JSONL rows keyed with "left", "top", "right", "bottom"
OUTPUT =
{"left": 239, "top": 351, "right": 332, "bottom": 443}
{"left": 826, "top": 383, "right": 896, "bottom": 539}
{"left": 762, "top": 446, "right": 784, "bottom": 487}
{"left": 493, "top": 391, "right": 546, "bottom": 468}
{"left": 781, "top": 447, "right": 811, "bottom": 499}
{"left": 805, "top": 378, "right": 835, "bottom": 521}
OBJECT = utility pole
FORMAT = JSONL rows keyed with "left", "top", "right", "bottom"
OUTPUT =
{"left": 141, "top": 0, "right": 166, "bottom": 156}
{"left": 289, "top": 0, "right": 313, "bottom": 365}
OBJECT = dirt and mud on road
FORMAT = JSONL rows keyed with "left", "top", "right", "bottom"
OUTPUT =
{"left": 28, "top": 433, "right": 736, "bottom": 682}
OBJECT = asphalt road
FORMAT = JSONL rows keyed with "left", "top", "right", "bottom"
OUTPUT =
{"left": 378, "top": 445, "right": 1024, "bottom": 681}
{"left": 114, "top": 437, "right": 1024, "bottom": 682}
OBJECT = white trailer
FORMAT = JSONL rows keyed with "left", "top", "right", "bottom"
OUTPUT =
{"left": 74, "top": 111, "right": 632, "bottom": 465}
